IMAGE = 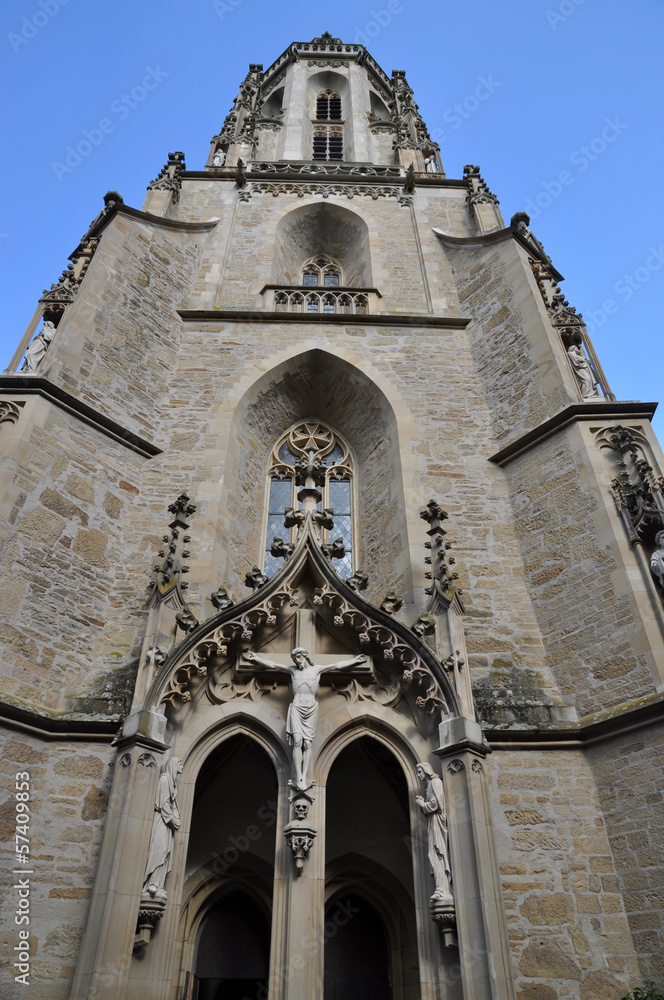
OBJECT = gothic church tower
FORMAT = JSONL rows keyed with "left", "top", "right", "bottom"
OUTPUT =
{"left": 1, "top": 32, "right": 663, "bottom": 1000}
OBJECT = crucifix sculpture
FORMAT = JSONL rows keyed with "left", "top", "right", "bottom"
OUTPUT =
{"left": 241, "top": 645, "right": 367, "bottom": 789}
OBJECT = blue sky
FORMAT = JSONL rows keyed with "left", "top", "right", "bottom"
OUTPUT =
{"left": 2, "top": 0, "right": 662, "bottom": 438}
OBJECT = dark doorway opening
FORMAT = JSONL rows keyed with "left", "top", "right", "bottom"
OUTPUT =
{"left": 324, "top": 892, "right": 392, "bottom": 1000}
{"left": 194, "top": 891, "right": 269, "bottom": 1000}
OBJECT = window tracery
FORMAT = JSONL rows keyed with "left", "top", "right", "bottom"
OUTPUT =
{"left": 301, "top": 254, "right": 341, "bottom": 287}
{"left": 316, "top": 90, "right": 342, "bottom": 121}
{"left": 314, "top": 90, "right": 343, "bottom": 160}
{"left": 264, "top": 420, "right": 354, "bottom": 579}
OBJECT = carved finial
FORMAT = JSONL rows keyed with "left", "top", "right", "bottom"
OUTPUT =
{"left": 168, "top": 493, "right": 196, "bottom": 518}
{"left": 147, "top": 153, "right": 186, "bottom": 201}
{"left": 312, "top": 508, "right": 334, "bottom": 531}
{"left": 412, "top": 612, "right": 435, "bottom": 638}
{"left": 245, "top": 566, "right": 268, "bottom": 590}
{"left": 210, "top": 585, "right": 234, "bottom": 611}
{"left": 464, "top": 164, "right": 499, "bottom": 206}
{"left": 153, "top": 494, "right": 195, "bottom": 593}
{"left": 404, "top": 163, "right": 416, "bottom": 194}
{"left": 175, "top": 608, "right": 199, "bottom": 634}
{"left": 271, "top": 537, "right": 295, "bottom": 560}
{"left": 284, "top": 507, "right": 307, "bottom": 531}
{"left": 321, "top": 538, "right": 345, "bottom": 561}
{"left": 420, "top": 500, "right": 448, "bottom": 527}
{"left": 347, "top": 570, "right": 369, "bottom": 593}
{"left": 380, "top": 592, "right": 403, "bottom": 615}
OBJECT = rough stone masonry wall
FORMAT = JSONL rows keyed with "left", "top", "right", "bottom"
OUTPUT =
{"left": 502, "top": 428, "right": 655, "bottom": 717}
{"left": 43, "top": 214, "right": 207, "bottom": 441}
{"left": 587, "top": 722, "right": 664, "bottom": 984}
{"left": 0, "top": 731, "right": 114, "bottom": 1000}
{"left": 448, "top": 241, "right": 573, "bottom": 449}
{"left": 0, "top": 405, "right": 147, "bottom": 715}
{"left": 446, "top": 238, "right": 657, "bottom": 717}
{"left": 487, "top": 748, "right": 642, "bottom": 1000}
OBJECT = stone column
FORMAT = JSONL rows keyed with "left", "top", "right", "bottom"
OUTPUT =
{"left": 69, "top": 740, "right": 168, "bottom": 1000}
{"left": 269, "top": 783, "right": 325, "bottom": 1000}
{"left": 435, "top": 716, "right": 516, "bottom": 1000}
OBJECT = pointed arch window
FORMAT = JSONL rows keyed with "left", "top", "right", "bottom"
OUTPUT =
{"left": 316, "top": 90, "right": 342, "bottom": 122}
{"left": 313, "top": 91, "right": 343, "bottom": 161}
{"left": 301, "top": 255, "right": 341, "bottom": 287}
{"left": 264, "top": 421, "right": 354, "bottom": 579}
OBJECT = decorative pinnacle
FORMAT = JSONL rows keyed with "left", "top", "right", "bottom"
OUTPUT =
{"left": 153, "top": 493, "right": 196, "bottom": 592}
{"left": 420, "top": 500, "right": 448, "bottom": 527}
{"left": 168, "top": 493, "right": 196, "bottom": 519}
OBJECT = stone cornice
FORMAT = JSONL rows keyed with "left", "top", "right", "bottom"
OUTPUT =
{"left": 0, "top": 699, "right": 118, "bottom": 741}
{"left": 0, "top": 377, "right": 162, "bottom": 458}
{"left": 3, "top": 690, "right": 663, "bottom": 750}
{"left": 69, "top": 204, "right": 218, "bottom": 258}
{"left": 177, "top": 309, "right": 471, "bottom": 328}
{"left": 488, "top": 401, "right": 658, "bottom": 467}
{"left": 182, "top": 168, "right": 466, "bottom": 189}
{"left": 486, "top": 691, "right": 664, "bottom": 750}
{"left": 432, "top": 225, "right": 564, "bottom": 281}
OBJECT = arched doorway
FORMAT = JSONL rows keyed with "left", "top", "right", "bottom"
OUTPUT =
{"left": 194, "top": 891, "right": 269, "bottom": 1000}
{"left": 183, "top": 734, "right": 278, "bottom": 1000}
{"left": 325, "top": 737, "right": 420, "bottom": 999}
{"left": 324, "top": 892, "right": 392, "bottom": 1000}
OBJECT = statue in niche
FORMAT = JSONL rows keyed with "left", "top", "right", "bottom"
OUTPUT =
{"left": 21, "top": 320, "right": 56, "bottom": 373}
{"left": 416, "top": 762, "right": 453, "bottom": 903}
{"left": 242, "top": 647, "right": 367, "bottom": 790}
{"left": 651, "top": 531, "right": 664, "bottom": 590}
{"left": 566, "top": 336, "right": 599, "bottom": 399}
{"left": 211, "top": 147, "right": 226, "bottom": 167}
{"left": 142, "top": 758, "right": 183, "bottom": 897}
{"left": 424, "top": 155, "right": 439, "bottom": 173}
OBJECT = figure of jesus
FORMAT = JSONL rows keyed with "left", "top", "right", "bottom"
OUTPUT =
{"left": 242, "top": 647, "right": 367, "bottom": 789}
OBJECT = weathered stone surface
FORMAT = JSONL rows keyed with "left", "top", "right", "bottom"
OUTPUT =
{"left": 3, "top": 739, "right": 48, "bottom": 764}
{"left": 521, "top": 893, "right": 574, "bottom": 925}
{"left": 44, "top": 923, "right": 83, "bottom": 960}
{"left": 506, "top": 808, "right": 545, "bottom": 825}
{"left": 81, "top": 784, "right": 108, "bottom": 820}
{"left": 40, "top": 488, "right": 88, "bottom": 526}
{"left": 519, "top": 939, "right": 582, "bottom": 979}
{"left": 517, "top": 987, "right": 557, "bottom": 1000}
{"left": 580, "top": 970, "right": 627, "bottom": 1000}
{"left": 73, "top": 528, "right": 108, "bottom": 567}
{"left": 16, "top": 507, "right": 65, "bottom": 545}
{"left": 65, "top": 472, "right": 95, "bottom": 504}
{"left": 53, "top": 755, "right": 104, "bottom": 778}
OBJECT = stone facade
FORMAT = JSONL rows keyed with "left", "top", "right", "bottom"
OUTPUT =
{"left": 0, "top": 32, "right": 662, "bottom": 1000}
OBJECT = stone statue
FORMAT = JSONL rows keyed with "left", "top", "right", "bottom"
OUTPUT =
{"left": 242, "top": 647, "right": 367, "bottom": 789}
{"left": 142, "top": 758, "right": 183, "bottom": 896}
{"left": 424, "top": 155, "right": 438, "bottom": 173}
{"left": 21, "top": 320, "right": 55, "bottom": 373}
{"left": 212, "top": 147, "right": 226, "bottom": 167}
{"left": 566, "top": 340, "right": 599, "bottom": 399}
{"left": 651, "top": 531, "right": 664, "bottom": 590}
{"left": 416, "top": 762, "right": 452, "bottom": 902}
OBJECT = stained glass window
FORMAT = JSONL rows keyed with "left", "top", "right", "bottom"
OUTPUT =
{"left": 264, "top": 421, "right": 354, "bottom": 580}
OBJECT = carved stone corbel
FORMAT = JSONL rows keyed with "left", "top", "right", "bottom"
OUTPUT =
{"left": 284, "top": 794, "right": 317, "bottom": 874}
